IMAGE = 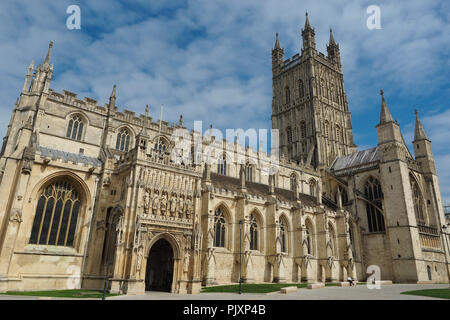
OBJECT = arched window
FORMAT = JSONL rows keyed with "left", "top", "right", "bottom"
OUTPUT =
{"left": 249, "top": 214, "right": 258, "bottom": 251}
{"left": 309, "top": 179, "right": 316, "bottom": 197}
{"left": 300, "top": 121, "right": 307, "bottom": 139}
{"left": 290, "top": 173, "right": 297, "bottom": 191}
{"left": 298, "top": 79, "right": 305, "bottom": 98}
{"left": 217, "top": 155, "right": 227, "bottom": 176}
{"left": 245, "top": 163, "right": 254, "bottom": 182}
{"left": 116, "top": 128, "right": 131, "bottom": 152}
{"left": 214, "top": 207, "right": 226, "bottom": 247}
{"left": 154, "top": 138, "right": 167, "bottom": 155}
{"left": 286, "top": 127, "right": 293, "bottom": 144}
{"left": 364, "top": 177, "right": 385, "bottom": 233}
{"left": 285, "top": 86, "right": 290, "bottom": 104}
{"left": 280, "top": 218, "right": 287, "bottom": 253}
{"left": 410, "top": 175, "right": 426, "bottom": 225}
{"left": 66, "top": 114, "right": 84, "bottom": 141}
{"left": 29, "top": 179, "right": 81, "bottom": 247}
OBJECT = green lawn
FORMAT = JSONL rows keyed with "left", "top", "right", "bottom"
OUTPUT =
{"left": 0, "top": 289, "right": 120, "bottom": 299}
{"left": 400, "top": 288, "right": 450, "bottom": 299}
{"left": 201, "top": 282, "right": 347, "bottom": 293}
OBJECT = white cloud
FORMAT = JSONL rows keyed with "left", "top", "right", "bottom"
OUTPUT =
{"left": 0, "top": 0, "right": 448, "bottom": 199}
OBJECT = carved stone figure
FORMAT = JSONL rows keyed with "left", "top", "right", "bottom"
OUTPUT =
{"left": 152, "top": 191, "right": 160, "bottom": 215}
{"left": 178, "top": 195, "right": 184, "bottom": 218}
{"left": 185, "top": 196, "right": 193, "bottom": 219}
{"left": 160, "top": 193, "right": 167, "bottom": 215}
{"left": 169, "top": 194, "right": 177, "bottom": 216}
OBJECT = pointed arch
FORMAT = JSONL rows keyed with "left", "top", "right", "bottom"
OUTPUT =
{"left": 28, "top": 171, "right": 91, "bottom": 250}
{"left": 116, "top": 125, "right": 135, "bottom": 152}
{"left": 146, "top": 232, "right": 181, "bottom": 260}
{"left": 66, "top": 113, "right": 87, "bottom": 141}
{"left": 409, "top": 173, "right": 428, "bottom": 225}
{"left": 364, "top": 176, "right": 385, "bottom": 233}
{"left": 279, "top": 214, "right": 290, "bottom": 254}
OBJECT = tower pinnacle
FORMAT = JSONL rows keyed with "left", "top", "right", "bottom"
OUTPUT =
{"left": 379, "top": 89, "right": 394, "bottom": 124}
{"left": 414, "top": 108, "right": 429, "bottom": 141}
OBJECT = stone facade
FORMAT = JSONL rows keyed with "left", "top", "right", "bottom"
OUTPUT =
{"left": 0, "top": 15, "right": 449, "bottom": 295}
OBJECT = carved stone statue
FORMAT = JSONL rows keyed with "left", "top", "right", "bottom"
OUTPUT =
{"left": 178, "top": 196, "right": 184, "bottom": 218}
{"left": 170, "top": 194, "right": 177, "bottom": 216}
{"left": 152, "top": 191, "right": 160, "bottom": 215}
{"left": 183, "top": 250, "right": 190, "bottom": 273}
{"left": 185, "top": 197, "right": 193, "bottom": 219}
{"left": 143, "top": 191, "right": 150, "bottom": 213}
{"left": 160, "top": 193, "right": 167, "bottom": 215}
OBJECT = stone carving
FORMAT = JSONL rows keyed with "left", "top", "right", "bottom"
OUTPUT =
{"left": 116, "top": 215, "right": 124, "bottom": 245}
{"left": 183, "top": 250, "right": 190, "bottom": 273}
{"left": 152, "top": 191, "right": 160, "bottom": 215}
{"left": 169, "top": 193, "right": 177, "bottom": 216}
{"left": 160, "top": 193, "right": 167, "bottom": 215}
{"left": 178, "top": 195, "right": 184, "bottom": 218}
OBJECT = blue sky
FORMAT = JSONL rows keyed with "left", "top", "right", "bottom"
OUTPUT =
{"left": 0, "top": 0, "right": 449, "bottom": 203}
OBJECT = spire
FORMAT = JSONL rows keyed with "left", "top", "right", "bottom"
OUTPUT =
{"left": 414, "top": 109, "right": 429, "bottom": 141}
{"left": 302, "top": 11, "right": 315, "bottom": 51}
{"left": 379, "top": 89, "right": 394, "bottom": 124}
{"left": 108, "top": 84, "right": 116, "bottom": 112}
{"left": 274, "top": 32, "right": 281, "bottom": 49}
{"left": 329, "top": 28, "right": 336, "bottom": 45}
{"left": 110, "top": 84, "right": 116, "bottom": 99}
{"left": 43, "top": 41, "right": 53, "bottom": 66}
{"left": 304, "top": 11, "right": 312, "bottom": 30}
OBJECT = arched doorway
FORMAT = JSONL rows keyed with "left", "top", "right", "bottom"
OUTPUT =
{"left": 145, "top": 238, "right": 174, "bottom": 292}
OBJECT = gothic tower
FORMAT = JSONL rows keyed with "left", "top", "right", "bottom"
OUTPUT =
{"left": 271, "top": 13, "right": 357, "bottom": 168}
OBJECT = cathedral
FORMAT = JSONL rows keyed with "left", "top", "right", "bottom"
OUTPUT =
{"left": 0, "top": 14, "right": 449, "bottom": 295}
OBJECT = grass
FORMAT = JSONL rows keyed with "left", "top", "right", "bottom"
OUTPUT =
{"left": 202, "top": 283, "right": 308, "bottom": 293}
{"left": 0, "top": 289, "right": 120, "bottom": 299}
{"left": 201, "top": 282, "right": 353, "bottom": 293}
{"left": 400, "top": 288, "right": 450, "bottom": 299}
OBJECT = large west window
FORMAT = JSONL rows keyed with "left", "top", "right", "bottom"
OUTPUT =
{"left": 29, "top": 180, "right": 81, "bottom": 247}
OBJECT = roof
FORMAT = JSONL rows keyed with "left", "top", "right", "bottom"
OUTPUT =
{"left": 210, "top": 172, "right": 326, "bottom": 209}
{"left": 39, "top": 146, "right": 103, "bottom": 167}
{"left": 330, "top": 147, "right": 379, "bottom": 173}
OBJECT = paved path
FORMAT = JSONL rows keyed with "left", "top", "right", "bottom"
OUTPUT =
{"left": 107, "top": 284, "right": 450, "bottom": 300}
{"left": 0, "top": 284, "right": 447, "bottom": 300}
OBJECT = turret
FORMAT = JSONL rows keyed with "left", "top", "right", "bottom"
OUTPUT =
{"left": 22, "top": 61, "right": 34, "bottom": 93}
{"left": 301, "top": 12, "right": 316, "bottom": 55}
{"left": 272, "top": 33, "right": 284, "bottom": 71}
{"left": 413, "top": 109, "right": 436, "bottom": 174}
{"left": 31, "top": 41, "right": 54, "bottom": 94}
{"left": 376, "top": 89, "right": 403, "bottom": 147}
{"left": 327, "top": 28, "right": 341, "bottom": 68}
